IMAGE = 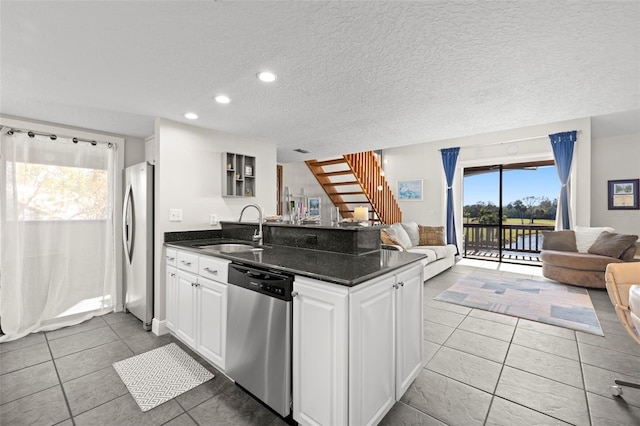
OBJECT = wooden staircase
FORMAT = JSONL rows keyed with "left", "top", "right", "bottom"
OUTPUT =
{"left": 305, "top": 151, "right": 402, "bottom": 224}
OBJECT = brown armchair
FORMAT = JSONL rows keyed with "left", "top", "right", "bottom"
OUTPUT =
{"left": 605, "top": 262, "right": 640, "bottom": 396}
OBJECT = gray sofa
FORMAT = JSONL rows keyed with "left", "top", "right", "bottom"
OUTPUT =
{"left": 381, "top": 222, "right": 457, "bottom": 281}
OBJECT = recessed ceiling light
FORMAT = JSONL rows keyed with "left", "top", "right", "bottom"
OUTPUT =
{"left": 215, "top": 95, "right": 231, "bottom": 104}
{"left": 184, "top": 112, "right": 198, "bottom": 120}
{"left": 257, "top": 71, "right": 277, "bottom": 83}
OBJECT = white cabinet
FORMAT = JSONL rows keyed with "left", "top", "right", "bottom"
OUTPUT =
{"left": 292, "top": 277, "right": 349, "bottom": 426}
{"left": 165, "top": 249, "right": 177, "bottom": 332}
{"left": 349, "top": 274, "right": 396, "bottom": 426}
{"left": 176, "top": 269, "right": 198, "bottom": 348}
{"left": 167, "top": 248, "right": 229, "bottom": 370}
{"left": 166, "top": 266, "right": 177, "bottom": 332}
{"left": 293, "top": 261, "right": 423, "bottom": 426}
{"left": 196, "top": 275, "right": 227, "bottom": 369}
{"left": 394, "top": 264, "right": 424, "bottom": 398}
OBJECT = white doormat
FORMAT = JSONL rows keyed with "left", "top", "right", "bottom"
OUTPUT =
{"left": 113, "top": 343, "right": 214, "bottom": 412}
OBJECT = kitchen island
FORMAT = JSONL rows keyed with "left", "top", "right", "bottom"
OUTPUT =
{"left": 164, "top": 223, "right": 425, "bottom": 426}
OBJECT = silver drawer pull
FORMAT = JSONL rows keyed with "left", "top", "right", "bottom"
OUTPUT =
{"left": 181, "top": 261, "right": 192, "bottom": 266}
{"left": 166, "top": 256, "right": 175, "bottom": 261}
{"left": 204, "top": 267, "right": 218, "bottom": 275}
{"left": 170, "top": 273, "right": 176, "bottom": 277}
{"left": 291, "top": 291, "right": 299, "bottom": 298}
{"left": 398, "top": 281, "right": 404, "bottom": 287}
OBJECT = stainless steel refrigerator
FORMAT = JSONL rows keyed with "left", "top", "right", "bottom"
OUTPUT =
{"left": 123, "top": 162, "right": 154, "bottom": 330}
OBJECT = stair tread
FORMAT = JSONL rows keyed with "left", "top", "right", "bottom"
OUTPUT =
{"left": 331, "top": 181, "right": 360, "bottom": 186}
{"left": 328, "top": 191, "right": 364, "bottom": 195}
{"left": 316, "top": 170, "right": 353, "bottom": 177}
{"left": 308, "top": 158, "right": 348, "bottom": 166}
{"left": 333, "top": 201, "right": 372, "bottom": 205}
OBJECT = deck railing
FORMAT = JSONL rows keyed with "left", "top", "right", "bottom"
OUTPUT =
{"left": 463, "top": 223, "right": 555, "bottom": 256}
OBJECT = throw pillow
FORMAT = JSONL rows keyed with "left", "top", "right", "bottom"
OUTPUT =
{"left": 588, "top": 232, "right": 638, "bottom": 259}
{"left": 418, "top": 225, "right": 446, "bottom": 246}
{"left": 386, "top": 223, "right": 413, "bottom": 250}
{"left": 380, "top": 229, "right": 403, "bottom": 249}
{"left": 620, "top": 244, "right": 638, "bottom": 262}
{"left": 541, "top": 230, "right": 577, "bottom": 252}
{"left": 574, "top": 226, "right": 615, "bottom": 253}
{"left": 401, "top": 222, "right": 420, "bottom": 247}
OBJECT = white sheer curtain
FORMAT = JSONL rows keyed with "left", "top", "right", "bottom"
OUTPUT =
{"left": 0, "top": 130, "right": 117, "bottom": 341}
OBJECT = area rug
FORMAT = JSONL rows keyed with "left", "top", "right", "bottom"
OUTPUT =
{"left": 434, "top": 274, "right": 604, "bottom": 336}
{"left": 113, "top": 343, "right": 214, "bottom": 411}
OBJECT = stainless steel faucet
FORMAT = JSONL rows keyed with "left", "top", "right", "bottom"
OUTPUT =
{"left": 238, "top": 204, "right": 263, "bottom": 246}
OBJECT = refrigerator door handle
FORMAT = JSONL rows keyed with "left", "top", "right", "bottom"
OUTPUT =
{"left": 123, "top": 184, "right": 135, "bottom": 264}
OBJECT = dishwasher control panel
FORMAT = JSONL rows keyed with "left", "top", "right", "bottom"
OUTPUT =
{"left": 228, "top": 263, "right": 293, "bottom": 302}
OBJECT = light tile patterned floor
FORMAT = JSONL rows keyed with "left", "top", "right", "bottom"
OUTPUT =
{"left": 1, "top": 259, "right": 640, "bottom": 425}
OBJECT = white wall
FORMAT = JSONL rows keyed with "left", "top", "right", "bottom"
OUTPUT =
{"left": 153, "top": 118, "right": 277, "bottom": 327}
{"left": 124, "top": 137, "right": 146, "bottom": 167}
{"left": 591, "top": 132, "right": 640, "bottom": 235}
{"left": 281, "top": 162, "right": 335, "bottom": 220}
{"left": 382, "top": 117, "right": 592, "bottom": 247}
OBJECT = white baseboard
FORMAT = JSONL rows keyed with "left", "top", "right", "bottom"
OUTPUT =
{"left": 152, "top": 318, "right": 169, "bottom": 336}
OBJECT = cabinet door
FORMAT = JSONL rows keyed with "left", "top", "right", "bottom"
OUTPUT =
{"left": 292, "top": 277, "right": 349, "bottom": 426}
{"left": 196, "top": 276, "right": 227, "bottom": 370}
{"left": 349, "top": 275, "right": 396, "bottom": 426}
{"left": 395, "top": 264, "right": 424, "bottom": 399}
{"left": 176, "top": 269, "right": 197, "bottom": 348}
{"left": 166, "top": 266, "right": 177, "bottom": 332}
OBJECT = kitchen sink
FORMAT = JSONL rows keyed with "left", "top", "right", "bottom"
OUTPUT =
{"left": 198, "top": 243, "right": 265, "bottom": 253}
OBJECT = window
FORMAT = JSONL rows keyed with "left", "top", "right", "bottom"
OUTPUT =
{"left": 6, "top": 162, "right": 108, "bottom": 221}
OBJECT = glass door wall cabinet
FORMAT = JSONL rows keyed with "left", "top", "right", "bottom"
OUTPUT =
{"left": 223, "top": 152, "right": 256, "bottom": 197}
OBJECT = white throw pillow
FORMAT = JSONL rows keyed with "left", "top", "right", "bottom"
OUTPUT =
{"left": 401, "top": 222, "right": 420, "bottom": 247}
{"left": 388, "top": 223, "right": 413, "bottom": 250}
{"left": 574, "top": 226, "right": 615, "bottom": 253}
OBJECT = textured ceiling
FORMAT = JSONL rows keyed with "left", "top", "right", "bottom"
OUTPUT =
{"left": 1, "top": 1, "right": 638, "bottom": 163}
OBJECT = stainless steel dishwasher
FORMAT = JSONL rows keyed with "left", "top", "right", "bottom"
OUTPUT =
{"left": 226, "top": 263, "right": 294, "bottom": 417}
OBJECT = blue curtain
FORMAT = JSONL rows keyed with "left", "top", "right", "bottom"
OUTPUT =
{"left": 549, "top": 131, "right": 577, "bottom": 230}
{"left": 441, "top": 147, "right": 460, "bottom": 253}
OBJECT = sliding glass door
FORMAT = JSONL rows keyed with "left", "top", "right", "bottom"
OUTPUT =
{"left": 463, "top": 161, "right": 557, "bottom": 264}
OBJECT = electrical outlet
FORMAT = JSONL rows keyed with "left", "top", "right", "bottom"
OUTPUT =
{"left": 209, "top": 214, "right": 218, "bottom": 226}
{"left": 169, "top": 209, "right": 182, "bottom": 222}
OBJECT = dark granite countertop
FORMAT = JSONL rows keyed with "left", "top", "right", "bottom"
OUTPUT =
{"left": 165, "top": 238, "right": 425, "bottom": 286}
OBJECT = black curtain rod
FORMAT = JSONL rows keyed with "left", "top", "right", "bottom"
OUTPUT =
{"left": 2, "top": 126, "right": 116, "bottom": 148}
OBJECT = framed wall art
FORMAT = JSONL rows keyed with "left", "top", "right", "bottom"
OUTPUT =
{"left": 308, "top": 196, "right": 321, "bottom": 217}
{"left": 397, "top": 179, "right": 423, "bottom": 201}
{"left": 608, "top": 178, "right": 639, "bottom": 210}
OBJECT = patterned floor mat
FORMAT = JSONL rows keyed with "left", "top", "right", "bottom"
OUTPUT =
{"left": 113, "top": 343, "right": 214, "bottom": 411}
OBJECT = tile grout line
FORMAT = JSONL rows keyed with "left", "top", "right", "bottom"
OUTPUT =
{"left": 431, "top": 269, "right": 591, "bottom": 425}
{"left": 480, "top": 317, "right": 516, "bottom": 426}
{"left": 488, "top": 320, "right": 586, "bottom": 426}
{"left": 166, "top": 397, "right": 201, "bottom": 426}
{"left": 44, "top": 332, "right": 77, "bottom": 426}
{"left": 576, "top": 330, "right": 594, "bottom": 426}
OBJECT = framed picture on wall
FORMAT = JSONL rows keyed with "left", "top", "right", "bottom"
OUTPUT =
{"left": 308, "top": 197, "right": 321, "bottom": 217}
{"left": 608, "top": 179, "right": 639, "bottom": 210}
{"left": 397, "top": 179, "right": 423, "bottom": 201}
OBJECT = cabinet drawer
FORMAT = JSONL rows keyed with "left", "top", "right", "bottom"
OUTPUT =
{"left": 199, "top": 255, "right": 230, "bottom": 283}
{"left": 165, "top": 248, "right": 177, "bottom": 267}
{"left": 177, "top": 251, "right": 199, "bottom": 273}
